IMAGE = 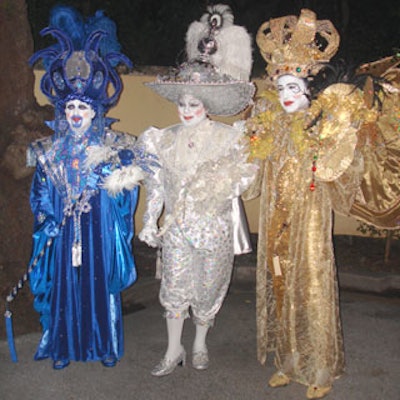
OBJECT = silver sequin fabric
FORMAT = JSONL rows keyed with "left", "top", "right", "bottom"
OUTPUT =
{"left": 138, "top": 118, "right": 256, "bottom": 325}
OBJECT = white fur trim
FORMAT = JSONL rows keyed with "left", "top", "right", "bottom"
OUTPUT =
{"left": 84, "top": 145, "right": 117, "bottom": 170}
{"left": 101, "top": 165, "right": 144, "bottom": 197}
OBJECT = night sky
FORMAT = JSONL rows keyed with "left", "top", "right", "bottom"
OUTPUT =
{"left": 27, "top": 0, "right": 400, "bottom": 75}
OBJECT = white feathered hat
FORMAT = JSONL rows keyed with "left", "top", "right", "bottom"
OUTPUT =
{"left": 146, "top": 4, "right": 255, "bottom": 116}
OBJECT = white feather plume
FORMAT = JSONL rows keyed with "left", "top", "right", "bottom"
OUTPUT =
{"left": 101, "top": 165, "right": 144, "bottom": 197}
{"left": 84, "top": 145, "right": 117, "bottom": 170}
{"left": 186, "top": 5, "right": 253, "bottom": 81}
{"left": 200, "top": 4, "right": 234, "bottom": 28}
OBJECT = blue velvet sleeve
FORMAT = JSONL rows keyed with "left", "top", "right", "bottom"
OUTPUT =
{"left": 30, "top": 163, "right": 60, "bottom": 235}
{"left": 107, "top": 186, "right": 139, "bottom": 294}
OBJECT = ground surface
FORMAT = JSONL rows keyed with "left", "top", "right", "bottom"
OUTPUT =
{"left": 0, "top": 235, "right": 398, "bottom": 340}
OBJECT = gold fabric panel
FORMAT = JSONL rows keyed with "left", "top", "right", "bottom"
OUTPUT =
{"left": 254, "top": 148, "right": 346, "bottom": 387}
{"left": 350, "top": 88, "right": 400, "bottom": 228}
{"left": 245, "top": 85, "right": 375, "bottom": 388}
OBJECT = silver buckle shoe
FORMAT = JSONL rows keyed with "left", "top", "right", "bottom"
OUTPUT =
{"left": 192, "top": 350, "right": 209, "bottom": 370}
{"left": 151, "top": 348, "right": 186, "bottom": 377}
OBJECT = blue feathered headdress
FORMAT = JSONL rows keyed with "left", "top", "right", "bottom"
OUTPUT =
{"left": 29, "top": 6, "right": 132, "bottom": 113}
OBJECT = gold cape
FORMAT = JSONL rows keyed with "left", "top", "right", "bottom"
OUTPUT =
{"left": 350, "top": 69, "right": 400, "bottom": 228}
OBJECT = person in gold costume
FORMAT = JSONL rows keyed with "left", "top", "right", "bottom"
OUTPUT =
{"left": 244, "top": 9, "right": 400, "bottom": 400}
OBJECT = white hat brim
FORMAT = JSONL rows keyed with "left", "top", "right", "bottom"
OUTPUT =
{"left": 146, "top": 81, "right": 255, "bottom": 116}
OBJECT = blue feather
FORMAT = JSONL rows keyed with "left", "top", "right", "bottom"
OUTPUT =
{"left": 49, "top": 5, "right": 85, "bottom": 49}
{"left": 86, "top": 10, "right": 121, "bottom": 66}
{"left": 42, "top": 6, "right": 124, "bottom": 68}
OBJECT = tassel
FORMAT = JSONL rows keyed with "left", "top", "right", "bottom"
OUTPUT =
{"left": 72, "top": 242, "right": 82, "bottom": 267}
{"left": 5, "top": 310, "right": 18, "bottom": 362}
{"left": 2, "top": 215, "right": 61, "bottom": 364}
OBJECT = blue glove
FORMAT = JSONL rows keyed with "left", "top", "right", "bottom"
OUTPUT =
{"left": 44, "top": 218, "right": 60, "bottom": 237}
{"left": 94, "top": 162, "right": 113, "bottom": 177}
{"left": 118, "top": 149, "right": 134, "bottom": 166}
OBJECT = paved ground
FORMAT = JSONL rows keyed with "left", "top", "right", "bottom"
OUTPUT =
{"left": 1, "top": 238, "right": 399, "bottom": 400}
{"left": 0, "top": 274, "right": 399, "bottom": 400}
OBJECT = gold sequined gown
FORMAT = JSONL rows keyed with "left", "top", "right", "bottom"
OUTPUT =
{"left": 244, "top": 81, "right": 400, "bottom": 388}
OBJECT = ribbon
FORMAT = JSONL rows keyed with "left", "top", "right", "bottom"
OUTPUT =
{"left": 4, "top": 309, "right": 18, "bottom": 362}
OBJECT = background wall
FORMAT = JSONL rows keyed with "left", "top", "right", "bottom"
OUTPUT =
{"left": 33, "top": 71, "right": 363, "bottom": 236}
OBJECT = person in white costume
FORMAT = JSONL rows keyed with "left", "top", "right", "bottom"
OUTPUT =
{"left": 137, "top": 4, "right": 256, "bottom": 376}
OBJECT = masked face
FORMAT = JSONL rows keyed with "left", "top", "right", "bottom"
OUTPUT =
{"left": 277, "top": 75, "right": 310, "bottom": 113}
{"left": 178, "top": 94, "right": 207, "bottom": 127}
{"left": 65, "top": 99, "right": 96, "bottom": 135}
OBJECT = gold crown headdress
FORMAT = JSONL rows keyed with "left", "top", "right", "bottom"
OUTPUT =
{"left": 256, "top": 9, "right": 340, "bottom": 81}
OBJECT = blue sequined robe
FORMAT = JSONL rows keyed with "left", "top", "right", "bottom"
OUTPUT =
{"left": 28, "top": 125, "right": 138, "bottom": 363}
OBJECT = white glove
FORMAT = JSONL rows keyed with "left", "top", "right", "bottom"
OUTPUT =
{"left": 138, "top": 224, "right": 160, "bottom": 248}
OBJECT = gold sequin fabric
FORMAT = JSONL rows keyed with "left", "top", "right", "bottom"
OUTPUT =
{"left": 244, "top": 84, "right": 371, "bottom": 387}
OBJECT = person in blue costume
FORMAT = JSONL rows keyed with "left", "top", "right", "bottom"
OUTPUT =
{"left": 26, "top": 6, "right": 153, "bottom": 370}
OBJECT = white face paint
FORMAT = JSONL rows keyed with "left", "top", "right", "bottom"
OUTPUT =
{"left": 277, "top": 75, "right": 310, "bottom": 113}
{"left": 178, "top": 94, "right": 207, "bottom": 127}
{"left": 65, "top": 99, "right": 96, "bottom": 135}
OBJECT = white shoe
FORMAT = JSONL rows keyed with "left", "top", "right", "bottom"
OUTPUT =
{"left": 151, "top": 348, "right": 186, "bottom": 377}
{"left": 192, "top": 350, "right": 209, "bottom": 370}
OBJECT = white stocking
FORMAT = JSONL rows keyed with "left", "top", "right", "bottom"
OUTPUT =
{"left": 165, "top": 317, "right": 185, "bottom": 360}
{"left": 193, "top": 324, "right": 209, "bottom": 353}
